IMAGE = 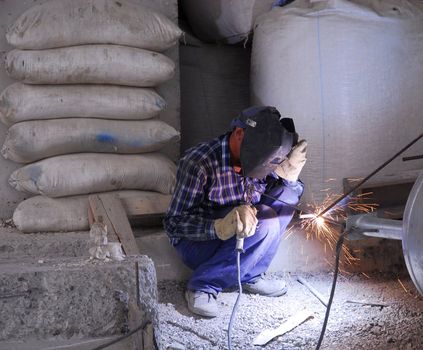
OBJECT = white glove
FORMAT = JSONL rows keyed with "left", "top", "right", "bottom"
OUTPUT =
{"left": 214, "top": 205, "right": 258, "bottom": 240}
{"left": 275, "top": 140, "right": 307, "bottom": 182}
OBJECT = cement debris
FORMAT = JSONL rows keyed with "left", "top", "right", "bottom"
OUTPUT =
{"left": 158, "top": 273, "right": 423, "bottom": 350}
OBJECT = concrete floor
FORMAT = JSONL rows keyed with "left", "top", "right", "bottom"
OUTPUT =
{"left": 4, "top": 271, "right": 422, "bottom": 349}
{"left": 158, "top": 272, "right": 423, "bottom": 350}
{"left": 2, "top": 222, "right": 420, "bottom": 349}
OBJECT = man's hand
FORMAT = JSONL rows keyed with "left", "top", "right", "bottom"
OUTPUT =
{"left": 214, "top": 205, "right": 258, "bottom": 240}
{"left": 275, "top": 140, "right": 307, "bottom": 182}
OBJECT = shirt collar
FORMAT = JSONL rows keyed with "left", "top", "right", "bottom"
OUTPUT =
{"left": 221, "top": 133, "right": 232, "bottom": 172}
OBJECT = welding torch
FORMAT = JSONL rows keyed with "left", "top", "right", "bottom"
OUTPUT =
{"left": 316, "top": 133, "right": 423, "bottom": 219}
{"left": 253, "top": 133, "right": 423, "bottom": 230}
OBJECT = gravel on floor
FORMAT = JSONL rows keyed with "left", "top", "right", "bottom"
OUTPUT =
{"left": 157, "top": 272, "right": 423, "bottom": 350}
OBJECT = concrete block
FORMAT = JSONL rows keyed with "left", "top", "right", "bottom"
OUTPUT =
{"left": 0, "top": 228, "right": 90, "bottom": 260}
{"left": 0, "top": 255, "right": 158, "bottom": 343}
{"left": 0, "top": 335, "right": 133, "bottom": 350}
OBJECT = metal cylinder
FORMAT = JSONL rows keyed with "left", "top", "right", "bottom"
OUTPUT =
{"left": 346, "top": 215, "right": 403, "bottom": 240}
{"left": 346, "top": 172, "right": 423, "bottom": 296}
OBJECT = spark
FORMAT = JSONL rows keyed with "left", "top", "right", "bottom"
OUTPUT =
{"left": 299, "top": 189, "right": 378, "bottom": 267}
{"left": 315, "top": 216, "right": 325, "bottom": 226}
{"left": 361, "top": 272, "right": 371, "bottom": 279}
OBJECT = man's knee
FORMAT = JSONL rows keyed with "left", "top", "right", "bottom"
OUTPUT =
{"left": 255, "top": 205, "right": 280, "bottom": 237}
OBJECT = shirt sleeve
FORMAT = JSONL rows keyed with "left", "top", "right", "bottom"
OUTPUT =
{"left": 163, "top": 157, "right": 217, "bottom": 242}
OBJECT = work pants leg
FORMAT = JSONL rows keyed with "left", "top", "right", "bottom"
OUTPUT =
{"left": 174, "top": 205, "right": 282, "bottom": 296}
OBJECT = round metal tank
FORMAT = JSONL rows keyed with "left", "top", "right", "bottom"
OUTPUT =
{"left": 403, "top": 172, "right": 423, "bottom": 295}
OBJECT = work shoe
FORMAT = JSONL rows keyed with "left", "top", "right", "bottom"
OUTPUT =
{"left": 243, "top": 276, "right": 287, "bottom": 297}
{"left": 185, "top": 290, "right": 218, "bottom": 318}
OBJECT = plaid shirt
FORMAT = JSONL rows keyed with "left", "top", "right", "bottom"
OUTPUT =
{"left": 164, "top": 133, "right": 302, "bottom": 244}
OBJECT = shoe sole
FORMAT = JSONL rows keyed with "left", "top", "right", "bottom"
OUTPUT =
{"left": 184, "top": 290, "right": 218, "bottom": 318}
{"left": 243, "top": 285, "right": 288, "bottom": 297}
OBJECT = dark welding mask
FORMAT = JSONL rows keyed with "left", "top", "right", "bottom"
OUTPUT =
{"left": 231, "top": 106, "right": 298, "bottom": 179}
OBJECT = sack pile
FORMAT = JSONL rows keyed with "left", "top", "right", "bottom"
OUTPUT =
{"left": 0, "top": 0, "right": 182, "bottom": 232}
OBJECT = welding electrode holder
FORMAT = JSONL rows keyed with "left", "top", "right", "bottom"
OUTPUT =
{"left": 235, "top": 237, "right": 244, "bottom": 252}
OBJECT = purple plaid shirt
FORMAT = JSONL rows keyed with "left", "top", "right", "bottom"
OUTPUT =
{"left": 164, "top": 133, "right": 301, "bottom": 244}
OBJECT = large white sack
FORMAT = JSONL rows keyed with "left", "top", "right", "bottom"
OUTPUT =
{"left": 13, "top": 190, "right": 171, "bottom": 233}
{"left": 251, "top": 0, "right": 423, "bottom": 202}
{"left": 2, "top": 118, "right": 180, "bottom": 163}
{"left": 181, "top": 0, "right": 274, "bottom": 44}
{"left": 5, "top": 45, "right": 175, "bottom": 87}
{"left": 9, "top": 153, "right": 176, "bottom": 197}
{"left": 0, "top": 83, "right": 166, "bottom": 126}
{"left": 6, "top": 0, "right": 182, "bottom": 51}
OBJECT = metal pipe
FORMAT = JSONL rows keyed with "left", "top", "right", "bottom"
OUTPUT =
{"left": 346, "top": 214, "right": 403, "bottom": 240}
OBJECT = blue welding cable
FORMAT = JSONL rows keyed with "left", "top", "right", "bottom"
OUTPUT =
{"left": 228, "top": 249, "right": 243, "bottom": 350}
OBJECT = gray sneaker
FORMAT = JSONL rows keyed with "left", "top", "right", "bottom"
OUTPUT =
{"left": 243, "top": 276, "right": 287, "bottom": 297}
{"left": 185, "top": 290, "right": 218, "bottom": 318}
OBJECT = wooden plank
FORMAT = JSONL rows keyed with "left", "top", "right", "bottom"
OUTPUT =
{"left": 129, "top": 261, "right": 143, "bottom": 349}
{"left": 88, "top": 194, "right": 119, "bottom": 242}
{"left": 128, "top": 301, "right": 143, "bottom": 349}
{"left": 142, "top": 323, "right": 155, "bottom": 350}
{"left": 253, "top": 309, "right": 314, "bottom": 346}
{"left": 88, "top": 203, "right": 95, "bottom": 227}
{"left": 98, "top": 193, "right": 140, "bottom": 255}
{"left": 122, "top": 194, "right": 171, "bottom": 216}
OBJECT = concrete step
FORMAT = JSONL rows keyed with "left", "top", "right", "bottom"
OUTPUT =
{"left": 0, "top": 335, "right": 133, "bottom": 350}
{"left": 0, "top": 227, "right": 192, "bottom": 282}
{"left": 0, "top": 228, "right": 90, "bottom": 260}
{"left": 0, "top": 255, "right": 158, "bottom": 346}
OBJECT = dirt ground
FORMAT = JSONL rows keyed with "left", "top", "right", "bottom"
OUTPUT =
{"left": 157, "top": 272, "right": 423, "bottom": 350}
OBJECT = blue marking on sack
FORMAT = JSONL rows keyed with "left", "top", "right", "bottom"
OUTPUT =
{"left": 97, "top": 133, "right": 116, "bottom": 143}
{"left": 28, "top": 165, "right": 42, "bottom": 185}
{"left": 156, "top": 99, "right": 167, "bottom": 109}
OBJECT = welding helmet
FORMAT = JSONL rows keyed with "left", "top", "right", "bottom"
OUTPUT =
{"left": 231, "top": 106, "right": 298, "bottom": 179}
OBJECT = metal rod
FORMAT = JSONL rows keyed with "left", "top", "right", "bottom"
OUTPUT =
{"left": 297, "top": 276, "right": 328, "bottom": 307}
{"left": 403, "top": 154, "right": 423, "bottom": 162}
{"left": 0, "top": 291, "right": 30, "bottom": 299}
{"left": 345, "top": 300, "right": 389, "bottom": 308}
{"left": 259, "top": 192, "right": 344, "bottom": 227}
{"left": 317, "top": 133, "right": 423, "bottom": 218}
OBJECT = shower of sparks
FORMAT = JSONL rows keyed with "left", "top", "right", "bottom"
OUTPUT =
{"left": 299, "top": 191, "right": 378, "bottom": 266}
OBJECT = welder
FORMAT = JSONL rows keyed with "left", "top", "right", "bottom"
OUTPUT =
{"left": 164, "top": 106, "right": 307, "bottom": 318}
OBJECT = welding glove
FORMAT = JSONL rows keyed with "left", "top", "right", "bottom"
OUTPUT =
{"left": 214, "top": 205, "right": 258, "bottom": 240}
{"left": 275, "top": 140, "right": 307, "bottom": 182}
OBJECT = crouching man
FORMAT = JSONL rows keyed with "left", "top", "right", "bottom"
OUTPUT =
{"left": 164, "top": 106, "right": 307, "bottom": 317}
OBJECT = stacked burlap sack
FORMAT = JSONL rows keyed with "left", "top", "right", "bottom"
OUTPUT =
{"left": 0, "top": 0, "right": 183, "bottom": 232}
